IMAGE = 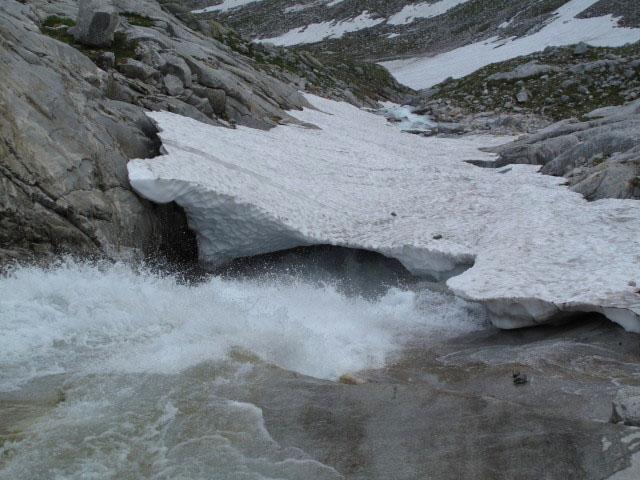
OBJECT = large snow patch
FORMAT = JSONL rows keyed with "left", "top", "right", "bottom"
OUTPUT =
{"left": 128, "top": 95, "right": 640, "bottom": 332}
{"left": 258, "top": 11, "right": 384, "bottom": 46}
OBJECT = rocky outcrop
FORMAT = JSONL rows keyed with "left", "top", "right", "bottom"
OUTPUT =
{"left": 0, "top": 0, "right": 357, "bottom": 263}
{"left": 69, "top": 0, "right": 119, "bottom": 47}
{"left": 407, "top": 43, "right": 640, "bottom": 133}
{"left": 487, "top": 99, "right": 640, "bottom": 200}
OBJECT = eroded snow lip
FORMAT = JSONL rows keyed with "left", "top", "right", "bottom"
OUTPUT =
{"left": 128, "top": 94, "right": 640, "bottom": 332}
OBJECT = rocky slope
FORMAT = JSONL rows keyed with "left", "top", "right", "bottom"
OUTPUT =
{"left": 0, "top": 0, "right": 407, "bottom": 263}
{"left": 186, "top": 0, "right": 640, "bottom": 61}
{"left": 381, "top": 41, "right": 637, "bottom": 201}
{"left": 410, "top": 42, "right": 640, "bottom": 127}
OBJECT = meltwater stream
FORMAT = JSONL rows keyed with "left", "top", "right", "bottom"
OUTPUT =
{"left": 0, "top": 253, "right": 488, "bottom": 479}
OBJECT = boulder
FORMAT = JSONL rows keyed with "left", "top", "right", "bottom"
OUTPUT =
{"left": 516, "top": 89, "right": 530, "bottom": 104}
{"left": 436, "top": 123, "right": 469, "bottom": 134}
{"left": 118, "top": 59, "right": 160, "bottom": 82}
{"left": 488, "top": 61, "right": 559, "bottom": 81}
{"left": 70, "top": 0, "right": 119, "bottom": 47}
{"left": 159, "top": 53, "right": 192, "bottom": 88}
{"left": 164, "top": 74, "right": 184, "bottom": 96}
{"left": 610, "top": 387, "right": 640, "bottom": 427}
{"left": 573, "top": 42, "right": 589, "bottom": 56}
{"left": 192, "top": 86, "right": 227, "bottom": 115}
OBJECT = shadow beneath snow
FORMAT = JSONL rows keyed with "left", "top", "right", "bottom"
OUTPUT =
{"left": 211, "top": 245, "right": 421, "bottom": 299}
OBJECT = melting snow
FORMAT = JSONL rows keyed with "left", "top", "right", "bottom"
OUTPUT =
{"left": 388, "top": 0, "right": 472, "bottom": 26}
{"left": 381, "top": 0, "right": 640, "bottom": 89}
{"left": 258, "top": 11, "right": 384, "bottom": 46}
{"left": 192, "top": 0, "right": 266, "bottom": 13}
{"left": 128, "top": 94, "right": 640, "bottom": 332}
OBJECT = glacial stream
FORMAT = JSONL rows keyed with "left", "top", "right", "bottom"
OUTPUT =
{"left": 0, "top": 250, "right": 489, "bottom": 479}
{"left": 2, "top": 249, "right": 640, "bottom": 479}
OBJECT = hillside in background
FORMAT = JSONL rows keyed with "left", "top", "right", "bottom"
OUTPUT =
{"left": 183, "top": 1, "right": 638, "bottom": 58}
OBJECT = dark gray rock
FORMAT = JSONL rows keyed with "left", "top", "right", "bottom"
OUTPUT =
{"left": 70, "top": 0, "right": 119, "bottom": 47}
{"left": 192, "top": 86, "right": 227, "bottom": 114}
{"left": 436, "top": 122, "right": 469, "bottom": 134}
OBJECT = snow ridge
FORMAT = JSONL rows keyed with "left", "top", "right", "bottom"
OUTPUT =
{"left": 128, "top": 95, "right": 640, "bottom": 332}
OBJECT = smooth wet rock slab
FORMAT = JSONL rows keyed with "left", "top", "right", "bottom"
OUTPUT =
{"left": 213, "top": 319, "right": 640, "bottom": 479}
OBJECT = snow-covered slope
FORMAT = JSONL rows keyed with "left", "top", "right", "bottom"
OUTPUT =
{"left": 128, "top": 95, "right": 640, "bottom": 332}
{"left": 381, "top": 0, "right": 640, "bottom": 89}
{"left": 189, "top": 0, "right": 640, "bottom": 76}
{"left": 258, "top": 11, "right": 384, "bottom": 46}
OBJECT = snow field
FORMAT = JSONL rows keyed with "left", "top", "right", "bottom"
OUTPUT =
{"left": 128, "top": 94, "right": 640, "bottom": 331}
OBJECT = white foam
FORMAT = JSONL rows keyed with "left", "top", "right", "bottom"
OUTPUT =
{"left": 380, "top": 0, "right": 640, "bottom": 89}
{"left": 381, "top": 103, "right": 437, "bottom": 131}
{"left": 0, "top": 259, "right": 486, "bottom": 391}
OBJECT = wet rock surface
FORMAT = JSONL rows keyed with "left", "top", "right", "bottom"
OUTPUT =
{"left": 217, "top": 317, "right": 640, "bottom": 479}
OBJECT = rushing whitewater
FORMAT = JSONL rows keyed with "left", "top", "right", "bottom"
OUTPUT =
{"left": 0, "top": 259, "right": 487, "bottom": 478}
{"left": 128, "top": 94, "right": 640, "bottom": 332}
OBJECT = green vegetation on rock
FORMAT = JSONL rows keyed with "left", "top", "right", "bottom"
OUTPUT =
{"left": 40, "top": 15, "right": 138, "bottom": 66}
{"left": 120, "top": 11, "right": 156, "bottom": 27}
{"left": 424, "top": 42, "right": 640, "bottom": 122}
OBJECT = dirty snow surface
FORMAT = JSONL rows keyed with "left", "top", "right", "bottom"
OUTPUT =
{"left": 128, "top": 95, "right": 640, "bottom": 332}
{"left": 381, "top": 0, "right": 640, "bottom": 89}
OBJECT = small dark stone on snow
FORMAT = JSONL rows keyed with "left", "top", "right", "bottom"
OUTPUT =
{"left": 432, "top": 234, "right": 443, "bottom": 240}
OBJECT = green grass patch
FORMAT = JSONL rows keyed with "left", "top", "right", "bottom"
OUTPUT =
{"left": 43, "top": 15, "right": 76, "bottom": 28}
{"left": 120, "top": 11, "right": 155, "bottom": 28}
{"left": 40, "top": 17, "right": 138, "bottom": 66}
{"left": 40, "top": 16, "right": 76, "bottom": 44}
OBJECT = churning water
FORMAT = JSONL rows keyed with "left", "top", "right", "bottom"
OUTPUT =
{"left": 0, "top": 253, "right": 488, "bottom": 479}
